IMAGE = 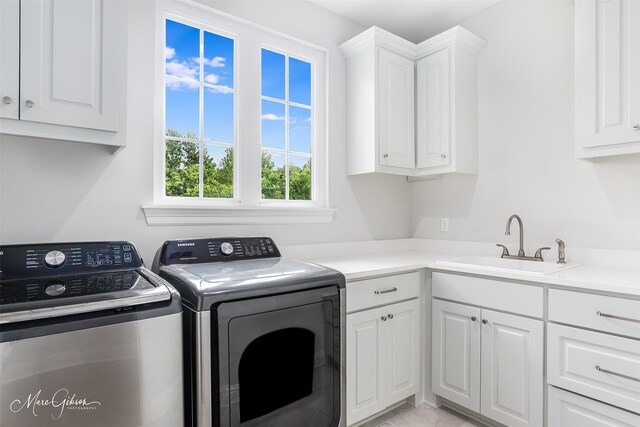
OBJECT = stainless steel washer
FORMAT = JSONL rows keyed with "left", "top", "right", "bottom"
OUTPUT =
{"left": 153, "top": 237, "right": 346, "bottom": 427}
{"left": 0, "top": 241, "right": 184, "bottom": 427}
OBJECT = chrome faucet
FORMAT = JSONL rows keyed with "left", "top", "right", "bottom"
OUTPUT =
{"left": 556, "top": 238, "right": 566, "bottom": 264}
{"left": 505, "top": 214, "right": 525, "bottom": 257}
{"left": 496, "top": 214, "right": 550, "bottom": 262}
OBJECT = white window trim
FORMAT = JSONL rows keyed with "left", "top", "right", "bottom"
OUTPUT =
{"left": 143, "top": 0, "right": 334, "bottom": 225}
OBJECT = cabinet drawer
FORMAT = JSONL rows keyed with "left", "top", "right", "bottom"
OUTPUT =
{"left": 432, "top": 272, "right": 543, "bottom": 318}
{"left": 548, "top": 386, "right": 640, "bottom": 427}
{"left": 547, "top": 323, "right": 640, "bottom": 413}
{"left": 346, "top": 272, "right": 419, "bottom": 313}
{"left": 549, "top": 289, "right": 640, "bottom": 339}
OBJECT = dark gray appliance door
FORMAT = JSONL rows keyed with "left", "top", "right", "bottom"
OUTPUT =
{"left": 216, "top": 286, "right": 340, "bottom": 427}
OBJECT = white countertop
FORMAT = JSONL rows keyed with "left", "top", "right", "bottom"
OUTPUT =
{"left": 307, "top": 249, "right": 640, "bottom": 298}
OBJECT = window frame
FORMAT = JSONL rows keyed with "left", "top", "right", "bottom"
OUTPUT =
{"left": 161, "top": 13, "right": 239, "bottom": 204}
{"left": 260, "top": 45, "right": 316, "bottom": 203}
{"left": 150, "top": 1, "right": 330, "bottom": 221}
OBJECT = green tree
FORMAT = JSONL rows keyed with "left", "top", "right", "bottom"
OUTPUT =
{"left": 289, "top": 158, "right": 311, "bottom": 200}
{"left": 261, "top": 151, "right": 286, "bottom": 199}
{"left": 165, "top": 129, "right": 233, "bottom": 198}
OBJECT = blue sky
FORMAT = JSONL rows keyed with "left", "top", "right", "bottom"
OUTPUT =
{"left": 165, "top": 19, "right": 234, "bottom": 141}
{"left": 165, "top": 19, "right": 311, "bottom": 157}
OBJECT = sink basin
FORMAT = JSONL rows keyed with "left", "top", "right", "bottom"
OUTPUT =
{"left": 436, "top": 256, "right": 580, "bottom": 276}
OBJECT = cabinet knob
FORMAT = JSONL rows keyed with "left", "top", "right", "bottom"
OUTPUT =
{"left": 2, "top": 96, "right": 12, "bottom": 105}
{"left": 25, "top": 100, "right": 35, "bottom": 108}
{"left": 470, "top": 316, "right": 477, "bottom": 321}
{"left": 388, "top": 314, "right": 394, "bottom": 319}
{"left": 633, "top": 125, "right": 640, "bottom": 131}
{"left": 381, "top": 316, "right": 388, "bottom": 321}
{"left": 482, "top": 319, "right": 488, "bottom": 324}
{"left": 383, "top": 153, "right": 389, "bottom": 158}
{"left": 441, "top": 154, "right": 446, "bottom": 159}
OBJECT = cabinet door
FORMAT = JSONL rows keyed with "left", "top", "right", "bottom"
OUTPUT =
{"left": 575, "top": 0, "right": 640, "bottom": 149}
{"left": 20, "top": 0, "right": 123, "bottom": 131}
{"left": 481, "top": 310, "right": 543, "bottom": 427}
{"left": 346, "top": 307, "right": 386, "bottom": 426}
{"left": 548, "top": 386, "right": 640, "bottom": 427}
{"left": 416, "top": 48, "right": 451, "bottom": 169}
{"left": 378, "top": 48, "right": 415, "bottom": 169}
{"left": 0, "top": 0, "right": 19, "bottom": 120}
{"left": 432, "top": 299, "right": 481, "bottom": 412}
{"left": 385, "top": 299, "right": 420, "bottom": 403}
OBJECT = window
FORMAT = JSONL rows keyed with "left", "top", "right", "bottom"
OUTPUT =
{"left": 164, "top": 19, "right": 236, "bottom": 199}
{"left": 261, "top": 49, "right": 312, "bottom": 201}
{"left": 148, "top": 3, "right": 332, "bottom": 225}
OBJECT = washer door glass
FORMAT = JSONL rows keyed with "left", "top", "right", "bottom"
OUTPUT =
{"left": 216, "top": 286, "right": 340, "bottom": 427}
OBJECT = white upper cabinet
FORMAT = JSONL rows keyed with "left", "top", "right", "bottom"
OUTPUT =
{"left": 0, "top": 0, "right": 19, "bottom": 120}
{"left": 575, "top": 0, "right": 640, "bottom": 158}
{"left": 340, "top": 26, "right": 485, "bottom": 176}
{"left": 416, "top": 48, "right": 451, "bottom": 170}
{"left": 0, "top": 0, "right": 127, "bottom": 146}
{"left": 378, "top": 48, "right": 415, "bottom": 169}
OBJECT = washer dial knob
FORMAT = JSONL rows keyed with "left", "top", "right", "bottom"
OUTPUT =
{"left": 45, "top": 283, "right": 66, "bottom": 296}
{"left": 44, "top": 250, "right": 66, "bottom": 268}
{"left": 220, "top": 242, "right": 234, "bottom": 256}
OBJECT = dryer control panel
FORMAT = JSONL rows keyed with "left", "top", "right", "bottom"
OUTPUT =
{"left": 160, "top": 237, "right": 281, "bottom": 265}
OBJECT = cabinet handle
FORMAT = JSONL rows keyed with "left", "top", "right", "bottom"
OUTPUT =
{"left": 481, "top": 319, "right": 488, "bottom": 324}
{"left": 633, "top": 125, "right": 640, "bottom": 131}
{"left": 471, "top": 316, "right": 477, "bottom": 321}
{"left": 383, "top": 153, "right": 389, "bottom": 158}
{"left": 25, "top": 100, "right": 35, "bottom": 108}
{"left": 388, "top": 314, "right": 394, "bottom": 319}
{"left": 374, "top": 287, "right": 397, "bottom": 295}
{"left": 596, "top": 311, "right": 640, "bottom": 324}
{"left": 2, "top": 96, "right": 12, "bottom": 105}
{"left": 441, "top": 154, "right": 446, "bottom": 159}
{"left": 595, "top": 365, "right": 640, "bottom": 383}
{"left": 381, "top": 316, "right": 388, "bottom": 322}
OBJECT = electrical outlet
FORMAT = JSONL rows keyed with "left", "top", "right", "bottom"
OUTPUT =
{"left": 440, "top": 218, "right": 449, "bottom": 232}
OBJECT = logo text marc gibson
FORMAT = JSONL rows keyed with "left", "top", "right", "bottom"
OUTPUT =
{"left": 10, "top": 388, "right": 102, "bottom": 420}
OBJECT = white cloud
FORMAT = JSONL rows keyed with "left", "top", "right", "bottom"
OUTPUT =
{"left": 204, "top": 56, "right": 226, "bottom": 67}
{"left": 166, "top": 60, "right": 198, "bottom": 81}
{"left": 206, "top": 86, "right": 233, "bottom": 94}
{"left": 204, "top": 74, "right": 220, "bottom": 84}
{"left": 165, "top": 46, "right": 176, "bottom": 60}
{"left": 191, "top": 56, "right": 226, "bottom": 68}
{"left": 166, "top": 79, "right": 198, "bottom": 90}
{"left": 261, "top": 113, "right": 285, "bottom": 121}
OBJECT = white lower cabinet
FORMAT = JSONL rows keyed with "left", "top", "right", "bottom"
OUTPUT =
{"left": 346, "top": 298, "right": 420, "bottom": 425}
{"left": 548, "top": 386, "right": 640, "bottom": 427}
{"left": 432, "top": 299, "right": 543, "bottom": 427}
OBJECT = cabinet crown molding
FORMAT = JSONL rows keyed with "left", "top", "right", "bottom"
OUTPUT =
{"left": 339, "top": 26, "right": 415, "bottom": 57}
{"left": 415, "top": 26, "right": 487, "bottom": 58}
{"left": 339, "top": 25, "right": 486, "bottom": 59}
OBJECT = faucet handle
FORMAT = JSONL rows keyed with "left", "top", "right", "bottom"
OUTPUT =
{"left": 496, "top": 244, "right": 510, "bottom": 258}
{"left": 534, "top": 247, "right": 551, "bottom": 261}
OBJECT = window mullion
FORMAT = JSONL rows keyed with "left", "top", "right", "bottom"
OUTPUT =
{"left": 198, "top": 28, "right": 205, "bottom": 198}
{"left": 284, "top": 55, "right": 290, "bottom": 200}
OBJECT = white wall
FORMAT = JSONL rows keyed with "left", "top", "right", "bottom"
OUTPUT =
{"left": 410, "top": 0, "right": 640, "bottom": 252}
{"left": 0, "top": 0, "right": 412, "bottom": 262}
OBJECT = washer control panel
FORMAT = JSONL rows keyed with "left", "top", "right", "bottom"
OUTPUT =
{"left": 0, "top": 242, "right": 142, "bottom": 281}
{"left": 160, "top": 237, "right": 280, "bottom": 265}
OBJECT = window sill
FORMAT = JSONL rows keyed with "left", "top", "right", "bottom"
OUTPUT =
{"left": 141, "top": 204, "right": 337, "bottom": 226}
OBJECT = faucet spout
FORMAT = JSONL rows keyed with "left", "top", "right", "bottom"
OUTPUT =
{"left": 505, "top": 214, "right": 525, "bottom": 257}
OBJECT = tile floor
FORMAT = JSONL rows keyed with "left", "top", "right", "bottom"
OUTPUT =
{"left": 360, "top": 403, "right": 483, "bottom": 427}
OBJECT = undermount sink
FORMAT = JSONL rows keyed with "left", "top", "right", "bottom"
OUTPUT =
{"left": 436, "top": 256, "right": 581, "bottom": 276}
